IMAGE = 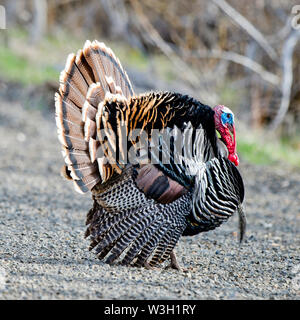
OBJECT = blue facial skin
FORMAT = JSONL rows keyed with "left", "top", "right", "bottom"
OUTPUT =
{"left": 221, "top": 112, "right": 234, "bottom": 127}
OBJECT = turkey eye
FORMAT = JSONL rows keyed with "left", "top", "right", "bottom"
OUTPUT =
{"left": 227, "top": 114, "right": 231, "bottom": 118}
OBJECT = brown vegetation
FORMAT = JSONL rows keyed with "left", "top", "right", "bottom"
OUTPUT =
{"left": 2, "top": 0, "right": 300, "bottom": 135}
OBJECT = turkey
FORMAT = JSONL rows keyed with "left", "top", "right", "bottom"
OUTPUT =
{"left": 55, "top": 40, "right": 245, "bottom": 270}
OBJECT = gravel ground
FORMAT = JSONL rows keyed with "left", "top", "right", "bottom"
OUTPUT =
{"left": 0, "top": 98, "right": 299, "bottom": 300}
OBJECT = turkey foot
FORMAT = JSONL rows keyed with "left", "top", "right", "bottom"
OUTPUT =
{"left": 165, "top": 250, "right": 185, "bottom": 271}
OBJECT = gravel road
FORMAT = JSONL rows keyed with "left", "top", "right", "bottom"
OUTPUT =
{"left": 0, "top": 98, "right": 299, "bottom": 300}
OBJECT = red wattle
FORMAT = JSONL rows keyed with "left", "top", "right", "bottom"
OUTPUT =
{"left": 228, "top": 153, "right": 239, "bottom": 166}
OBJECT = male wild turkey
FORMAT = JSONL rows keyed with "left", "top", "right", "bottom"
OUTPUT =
{"left": 55, "top": 40, "right": 245, "bottom": 270}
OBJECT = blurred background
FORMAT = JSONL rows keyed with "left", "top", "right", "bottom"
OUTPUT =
{"left": 0, "top": 0, "right": 299, "bottom": 167}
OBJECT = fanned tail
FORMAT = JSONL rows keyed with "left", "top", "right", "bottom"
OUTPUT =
{"left": 55, "top": 40, "right": 134, "bottom": 193}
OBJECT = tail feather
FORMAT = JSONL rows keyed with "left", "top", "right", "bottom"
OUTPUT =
{"left": 59, "top": 54, "right": 86, "bottom": 108}
{"left": 75, "top": 49, "right": 95, "bottom": 85}
{"left": 82, "top": 100, "right": 97, "bottom": 123}
{"left": 62, "top": 149, "right": 91, "bottom": 166}
{"left": 84, "top": 118, "right": 96, "bottom": 142}
{"left": 63, "top": 53, "right": 89, "bottom": 95}
{"left": 69, "top": 163, "right": 98, "bottom": 181}
{"left": 83, "top": 40, "right": 110, "bottom": 92}
{"left": 55, "top": 93, "right": 82, "bottom": 124}
{"left": 55, "top": 94, "right": 87, "bottom": 149}
{"left": 83, "top": 40, "right": 133, "bottom": 99}
{"left": 86, "top": 82, "right": 106, "bottom": 106}
{"left": 73, "top": 173, "right": 101, "bottom": 194}
{"left": 57, "top": 118, "right": 84, "bottom": 141}
{"left": 55, "top": 40, "right": 134, "bottom": 193}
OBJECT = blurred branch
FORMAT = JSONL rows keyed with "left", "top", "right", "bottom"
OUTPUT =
{"left": 187, "top": 49, "right": 280, "bottom": 87}
{"left": 267, "top": 17, "right": 292, "bottom": 45}
{"left": 212, "top": 0, "right": 278, "bottom": 61}
{"left": 100, "top": 0, "right": 144, "bottom": 49}
{"left": 100, "top": 0, "right": 128, "bottom": 37}
{"left": 30, "top": 0, "right": 48, "bottom": 44}
{"left": 269, "top": 30, "right": 300, "bottom": 131}
{"left": 130, "top": 0, "right": 201, "bottom": 88}
{"left": 53, "top": 0, "right": 82, "bottom": 6}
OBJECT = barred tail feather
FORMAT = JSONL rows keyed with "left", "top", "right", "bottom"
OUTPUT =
{"left": 55, "top": 40, "right": 135, "bottom": 193}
